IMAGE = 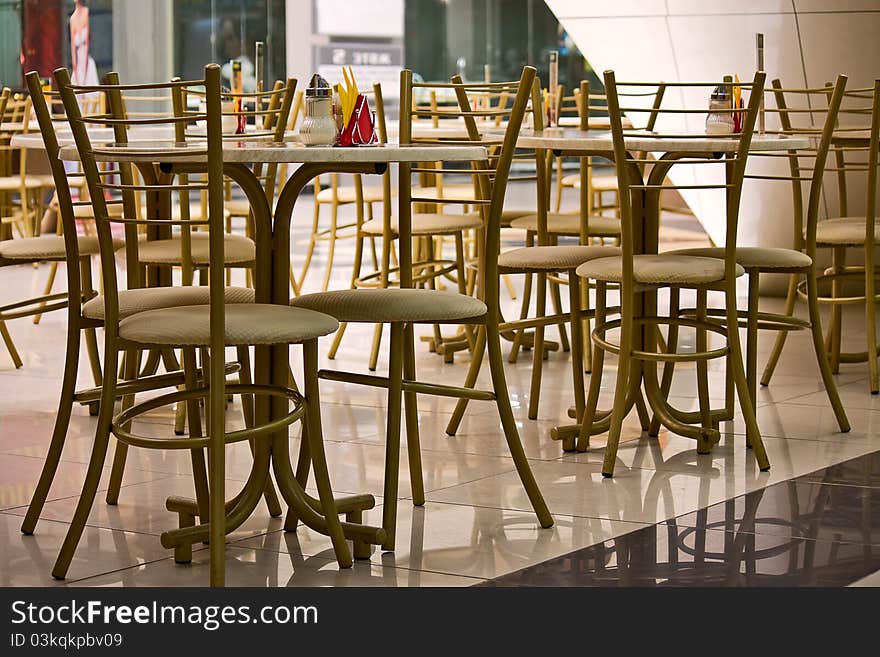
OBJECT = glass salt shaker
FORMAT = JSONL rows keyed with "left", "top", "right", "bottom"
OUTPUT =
{"left": 705, "top": 82, "right": 734, "bottom": 135}
{"left": 300, "top": 74, "right": 338, "bottom": 146}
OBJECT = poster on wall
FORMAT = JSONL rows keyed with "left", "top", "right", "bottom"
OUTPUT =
{"left": 314, "top": 43, "right": 403, "bottom": 101}
{"left": 315, "top": 0, "right": 404, "bottom": 38}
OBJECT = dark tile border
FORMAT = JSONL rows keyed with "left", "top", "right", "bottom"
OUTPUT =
{"left": 480, "top": 450, "right": 880, "bottom": 587}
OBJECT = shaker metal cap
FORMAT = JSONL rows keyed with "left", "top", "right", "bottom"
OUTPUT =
{"left": 307, "top": 73, "right": 332, "bottom": 97}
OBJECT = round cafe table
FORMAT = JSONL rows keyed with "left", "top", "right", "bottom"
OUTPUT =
{"left": 511, "top": 127, "right": 809, "bottom": 457}
{"left": 58, "top": 138, "right": 487, "bottom": 553}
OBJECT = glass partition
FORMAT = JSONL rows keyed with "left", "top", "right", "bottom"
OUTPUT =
{"left": 174, "top": 0, "right": 286, "bottom": 91}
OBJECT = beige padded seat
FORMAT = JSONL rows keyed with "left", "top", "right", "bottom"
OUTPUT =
{"left": 0, "top": 234, "right": 110, "bottom": 260}
{"left": 509, "top": 212, "right": 621, "bottom": 237}
{"left": 0, "top": 175, "right": 44, "bottom": 190}
{"left": 412, "top": 183, "right": 476, "bottom": 201}
{"left": 82, "top": 285, "right": 255, "bottom": 321}
{"left": 118, "top": 304, "right": 338, "bottom": 346}
{"left": 316, "top": 186, "right": 385, "bottom": 204}
{"left": 360, "top": 213, "right": 482, "bottom": 236}
{"left": 171, "top": 201, "right": 231, "bottom": 221}
{"left": 501, "top": 208, "right": 537, "bottom": 224}
{"left": 577, "top": 254, "right": 744, "bottom": 286}
{"left": 665, "top": 246, "right": 812, "bottom": 270}
{"left": 224, "top": 198, "right": 252, "bottom": 217}
{"left": 499, "top": 245, "right": 621, "bottom": 273}
{"left": 73, "top": 202, "right": 124, "bottom": 219}
{"left": 571, "top": 173, "right": 618, "bottom": 190}
{"left": 815, "top": 217, "right": 880, "bottom": 245}
{"left": 291, "top": 288, "right": 487, "bottom": 324}
{"left": 132, "top": 232, "right": 255, "bottom": 266}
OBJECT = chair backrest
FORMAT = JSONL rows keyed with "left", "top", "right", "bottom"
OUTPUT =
{"left": 744, "top": 76, "right": 849, "bottom": 255}
{"left": 0, "top": 87, "right": 10, "bottom": 125}
{"left": 579, "top": 81, "right": 666, "bottom": 132}
{"left": 604, "top": 71, "right": 765, "bottom": 285}
{"left": 25, "top": 73, "right": 87, "bottom": 272}
{"left": 54, "top": 64, "right": 227, "bottom": 330}
{"left": 173, "top": 77, "right": 295, "bottom": 282}
{"left": 399, "top": 66, "right": 537, "bottom": 312}
{"left": 822, "top": 80, "right": 880, "bottom": 240}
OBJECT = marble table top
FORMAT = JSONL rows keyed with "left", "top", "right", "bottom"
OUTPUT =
{"left": 512, "top": 128, "right": 809, "bottom": 153}
{"left": 58, "top": 139, "right": 487, "bottom": 164}
{"left": 11, "top": 126, "right": 174, "bottom": 150}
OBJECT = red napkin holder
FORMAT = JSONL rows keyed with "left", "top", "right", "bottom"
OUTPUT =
{"left": 338, "top": 93, "right": 378, "bottom": 146}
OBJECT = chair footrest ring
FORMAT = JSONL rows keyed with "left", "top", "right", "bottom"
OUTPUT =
{"left": 112, "top": 383, "right": 304, "bottom": 450}
{"left": 593, "top": 316, "right": 729, "bottom": 362}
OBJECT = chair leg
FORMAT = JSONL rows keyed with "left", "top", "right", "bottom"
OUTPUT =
{"left": 806, "top": 269, "right": 851, "bottom": 431}
{"left": 745, "top": 272, "right": 760, "bottom": 411}
{"left": 565, "top": 273, "right": 586, "bottom": 452}
{"left": 725, "top": 284, "right": 770, "bottom": 471}
{"left": 182, "top": 348, "right": 210, "bottom": 525}
{"left": 21, "top": 316, "right": 82, "bottom": 535}
{"left": 368, "top": 322, "right": 383, "bottom": 372}
{"left": 601, "top": 282, "right": 633, "bottom": 478}
{"left": 32, "top": 261, "right": 59, "bottom": 325}
{"left": 695, "top": 289, "right": 714, "bottom": 454}
{"left": 80, "top": 262, "right": 103, "bottom": 392}
{"left": 577, "top": 281, "right": 606, "bottom": 452}
{"left": 206, "top": 346, "right": 227, "bottom": 587}
{"left": 381, "top": 323, "right": 405, "bottom": 550}
{"left": 866, "top": 249, "right": 879, "bottom": 395}
{"left": 446, "top": 325, "right": 487, "bottom": 435}
{"left": 549, "top": 277, "right": 570, "bottom": 353}
{"left": 829, "top": 246, "right": 845, "bottom": 373}
{"left": 320, "top": 202, "right": 339, "bottom": 292}
{"left": 327, "top": 322, "right": 348, "bottom": 360}
{"left": 52, "top": 344, "right": 119, "bottom": 579}
{"left": 760, "top": 272, "right": 798, "bottom": 386}
{"left": 0, "top": 320, "right": 23, "bottom": 369}
{"left": 302, "top": 339, "right": 353, "bottom": 567}
{"left": 649, "top": 288, "right": 679, "bottom": 437}
{"left": 236, "top": 344, "right": 283, "bottom": 515}
{"left": 297, "top": 199, "right": 322, "bottom": 291}
{"left": 554, "top": 156, "right": 564, "bottom": 213}
{"left": 403, "top": 323, "right": 425, "bottom": 506}
{"left": 105, "top": 348, "right": 138, "bottom": 505}
{"left": 528, "top": 273, "right": 547, "bottom": 419}
{"left": 486, "top": 319, "right": 553, "bottom": 527}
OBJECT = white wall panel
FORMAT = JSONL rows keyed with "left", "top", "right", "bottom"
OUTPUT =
{"left": 544, "top": 0, "right": 879, "bottom": 290}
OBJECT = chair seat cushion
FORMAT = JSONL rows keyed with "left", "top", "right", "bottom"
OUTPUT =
{"left": 360, "top": 213, "right": 482, "bottom": 236}
{"left": 291, "top": 288, "right": 487, "bottom": 324}
{"left": 664, "top": 246, "right": 812, "bottom": 270}
{"left": 131, "top": 232, "right": 255, "bottom": 265}
{"left": 509, "top": 212, "right": 621, "bottom": 237}
{"left": 224, "top": 198, "right": 252, "bottom": 217}
{"left": 0, "top": 234, "right": 115, "bottom": 261}
{"left": 815, "top": 217, "right": 880, "bottom": 245}
{"left": 499, "top": 245, "right": 621, "bottom": 273}
{"left": 0, "top": 175, "right": 45, "bottom": 191}
{"left": 572, "top": 173, "right": 618, "bottom": 191}
{"left": 118, "top": 304, "right": 338, "bottom": 346}
{"left": 316, "top": 186, "right": 385, "bottom": 204}
{"left": 82, "top": 285, "right": 255, "bottom": 321}
{"left": 501, "top": 208, "right": 537, "bottom": 225}
{"left": 412, "top": 183, "right": 476, "bottom": 202}
{"left": 577, "top": 254, "right": 744, "bottom": 286}
{"left": 73, "top": 202, "right": 124, "bottom": 219}
{"left": 171, "top": 201, "right": 231, "bottom": 221}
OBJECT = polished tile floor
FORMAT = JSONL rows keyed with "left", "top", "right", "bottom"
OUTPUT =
{"left": 0, "top": 182, "right": 878, "bottom": 587}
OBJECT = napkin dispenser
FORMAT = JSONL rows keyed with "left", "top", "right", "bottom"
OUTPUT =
{"left": 337, "top": 93, "right": 378, "bottom": 147}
